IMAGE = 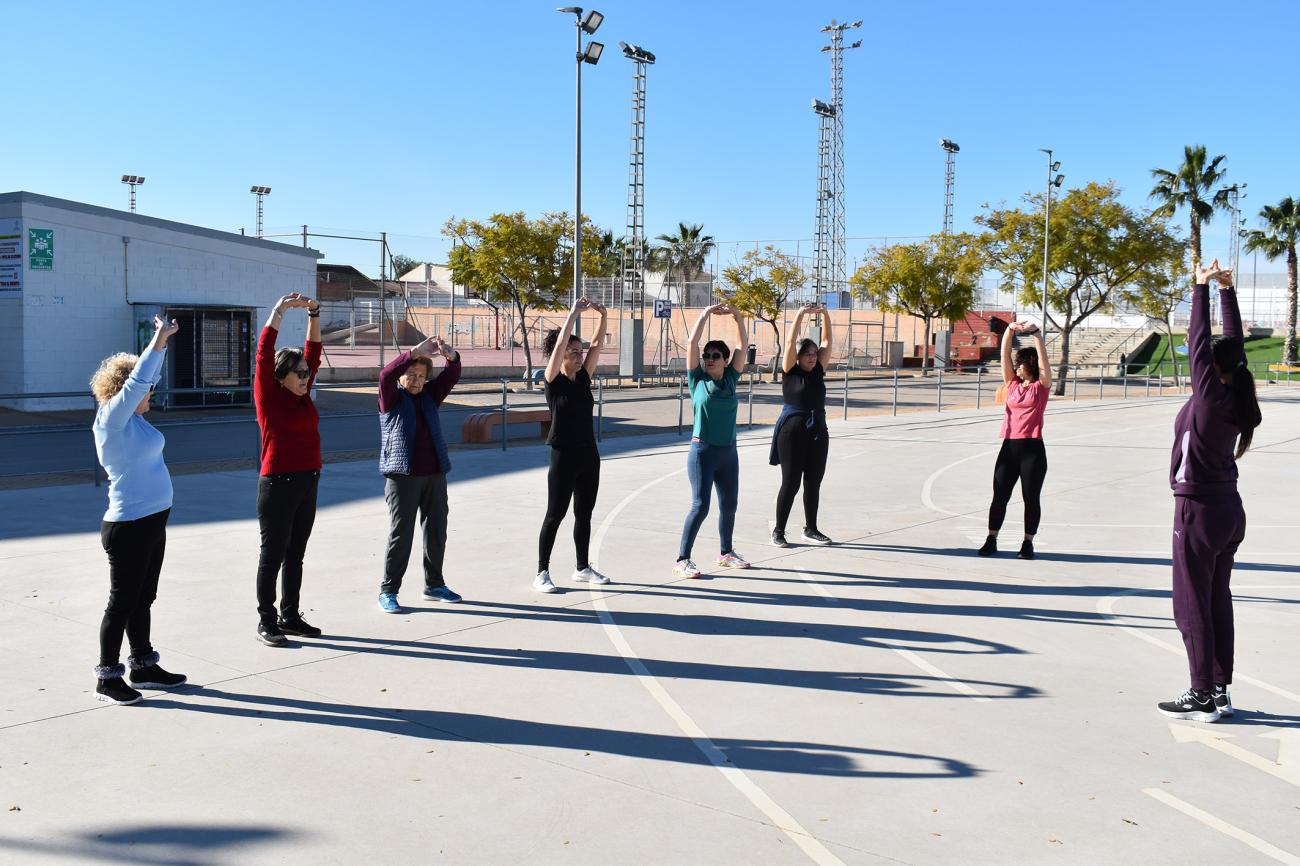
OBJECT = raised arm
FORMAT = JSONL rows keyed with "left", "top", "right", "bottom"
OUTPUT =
{"left": 1030, "top": 330, "right": 1051, "bottom": 393}
{"left": 1216, "top": 267, "right": 1244, "bottom": 342}
{"left": 544, "top": 299, "right": 585, "bottom": 383}
{"left": 817, "top": 304, "right": 834, "bottom": 368}
{"left": 783, "top": 305, "right": 811, "bottom": 373}
{"left": 100, "top": 316, "right": 178, "bottom": 429}
{"left": 729, "top": 305, "right": 748, "bottom": 373}
{"left": 378, "top": 338, "right": 430, "bottom": 413}
{"left": 427, "top": 337, "right": 463, "bottom": 405}
{"left": 582, "top": 301, "right": 608, "bottom": 377}
{"left": 1188, "top": 261, "right": 1222, "bottom": 400}
{"left": 687, "top": 302, "right": 722, "bottom": 370}
{"left": 1000, "top": 321, "right": 1018, "bottom": 385}
{"left": 306, "top": 296, "right": 321, "bottom": 344}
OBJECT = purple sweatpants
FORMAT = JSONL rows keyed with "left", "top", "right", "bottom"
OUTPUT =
{"left": 1172, "top": 494, "right": 1246, "bottom": 691}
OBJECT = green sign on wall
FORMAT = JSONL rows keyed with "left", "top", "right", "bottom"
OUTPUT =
{"left": 28, "top": 229, "right": 53, "bottom": 271}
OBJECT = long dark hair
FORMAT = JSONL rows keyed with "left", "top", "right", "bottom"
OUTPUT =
{"left": 1014, "top": 346, "right": 1040, "bottom": 383}
{"left": 1213, "top": 337, "right": 1262, "bottom": 458}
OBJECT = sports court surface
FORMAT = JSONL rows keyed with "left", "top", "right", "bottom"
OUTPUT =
{"left": 2, "top": 391, "right": 1297, "bottom": 865}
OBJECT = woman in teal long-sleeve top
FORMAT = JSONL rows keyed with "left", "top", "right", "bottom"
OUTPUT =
{"left": 89, "top": 315, "right": 188, "bottom": 706}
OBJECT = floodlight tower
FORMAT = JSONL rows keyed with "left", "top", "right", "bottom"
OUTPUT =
{"left": 121, "top": 175, "right": 145, "bottom": 213}
{"left": 940, "top": 140, "right": 959, "bottom": 235}
{"left": 1226, "top": 183, "right": 1247, "bottom": 279}
{"left": 618, "top": 40, "right": 654, "bottom": 376}
{"left": 820, "top": 18, "right": 862, "bottom": 304}
{"left": 619, "top": 41, "right": 654, "bottom": 315}
{"left": 250, "top": 186, "right": 272, "bottom": 238}
{"left": 812, "top": 100, "right": 836, "bottom": 302}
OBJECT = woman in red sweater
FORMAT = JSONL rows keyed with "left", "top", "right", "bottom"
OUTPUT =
{"left": 253, "top": 292, "right": 323, "bottom": 646}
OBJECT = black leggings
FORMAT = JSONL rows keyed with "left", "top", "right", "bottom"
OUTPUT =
{"left": 256, "top": 470, "right": 319, "bottom": 625}
{"left": 988, "top": 438, "right": 1048, "bottom": 535}
{"left": 99, "top": 508, "right": 170, "bottom": 667}
{"left": 538, "top": 444, "right": 600, "bottom": 572}
{"left": 774, "top": 418, "right": 829, "bottom": 533}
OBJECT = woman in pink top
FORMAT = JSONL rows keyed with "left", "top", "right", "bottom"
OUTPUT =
{"left": 979, "top": 320, "right": 1052, "bottom": 560}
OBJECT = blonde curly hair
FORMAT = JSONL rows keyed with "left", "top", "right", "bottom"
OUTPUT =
{"left": 91, "top": 353, "right": 139, "bottom": 404}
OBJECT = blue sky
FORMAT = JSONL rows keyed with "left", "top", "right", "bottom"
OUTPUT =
{"left": 6, "top": 0, "right": 1297, "bottom": 275}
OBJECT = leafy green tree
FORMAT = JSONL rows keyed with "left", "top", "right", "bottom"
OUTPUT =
{"left": 1149, "top": 145, "right": 1229, "bottom": 279}
{"left": 721, "top": 245, "right": 807, "bottom": 375}
{"left": 442, "top": 212, "right": 602, "bottom": 382}
{"left": 979, "top": 181, "right": 1184, "bottom": 395}
{"left": 1242, "top": 197, "right": 1300, "bottom": 365}
{"left": 850, "top": 232, "right": 983, "bottom": 371}
{"left": 655, "top": 222, "right": 715, "bottom": 297}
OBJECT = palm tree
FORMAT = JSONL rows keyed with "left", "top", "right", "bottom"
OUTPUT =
{"left": 1242, "top": 197, "right": 1300, "bottom": 366}
{"left": 654, "top": 222, "right": 715, "bottom": 303}
{"left": 1149, "top": 145, "right": 1229, "bottom": 279}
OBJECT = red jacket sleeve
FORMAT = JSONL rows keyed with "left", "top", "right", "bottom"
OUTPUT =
{"left": 255, "top": 326, "right": 278, "bottom": 416}
{"left": 379, "top": 351, "right": 413, "bottom": 413}
{"left": 304, "top": 339, "right": 322, "bottom": 388}
{"left": 427, "top": 356, "right": 462, "bottom": 406}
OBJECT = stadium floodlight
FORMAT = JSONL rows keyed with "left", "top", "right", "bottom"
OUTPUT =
{"left": 580, "top": 9, "right": 603, "bottom": 33}
{"left": 121, "top": 175, "right": 145, "bottom": 212}
{"left": 940, "top": 139, "right": 960, "bottom": 153}
{"left": 812, "top": 99, "right": 835, "bottom": 117}
{"left": 582, "top": 41, "right": 603, "bottom": 64}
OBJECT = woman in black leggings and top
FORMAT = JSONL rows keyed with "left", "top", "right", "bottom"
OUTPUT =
{"left": 533, "top": 297, "right": 609, "bottom": 593}
{"left": 770, "top": 303, "right": 834, "bottom": 547}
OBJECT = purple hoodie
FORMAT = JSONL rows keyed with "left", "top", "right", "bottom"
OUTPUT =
{"left": 1169, "top": 283, "right": 1246, "bottom": 496}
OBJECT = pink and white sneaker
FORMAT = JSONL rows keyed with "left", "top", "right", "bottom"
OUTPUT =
{"left": 672, "top": 559, "right": 703, "bottom": 578}
{"left": 718, "top": 551, "right": 751, "bottom": 569}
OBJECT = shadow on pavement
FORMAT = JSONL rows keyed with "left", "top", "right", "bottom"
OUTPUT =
{"left": 0, "top": 824, "right": 293, "bottom": 866}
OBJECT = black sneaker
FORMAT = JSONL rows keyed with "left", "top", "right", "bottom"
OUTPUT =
{"left": 978, "top": 536, "right": 998, "bottom": 557}
{"left": 257, "top": 622, "right": 288, "bottom": 646}
{"left": 1212, "top": 684, "right": 1234, "bottom": 717}
{"left": 96, "top": 677, "right": 142, "bottom": 706}
{"left": 278, "top": 615, "right": 322, "bottom": 638}
{"left": 1157, "top": 688, "right": 1221, "bottom": 722}
{"left": 1017, "top": 539, "right": 1035, "bottom": 560}
{"left": 771, "top": 528, "right": 789, "bottom": 548}
{"left": 801, "top": 529, "right": 833, "bottom": 545}
{"left": 129, "top": 665, "right": 188, "bottom": 689}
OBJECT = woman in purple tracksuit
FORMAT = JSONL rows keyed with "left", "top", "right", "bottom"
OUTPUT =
{"left": 1157, "top": 260, "right": 1262, "bottom": 723}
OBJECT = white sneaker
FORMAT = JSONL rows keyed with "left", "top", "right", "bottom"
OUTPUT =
{"left": 572, "top": 567, "right": 610, "bottom": 585}
{"left": 672, "top": 559, "right": 703, "bottom": 579}
{"left": 532, "top": 570, "right": 558, "bottom": 593}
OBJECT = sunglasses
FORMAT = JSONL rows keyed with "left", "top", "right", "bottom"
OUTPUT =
{"left": 702, "top": 352, "right": 726, "bottom": 361}
{"left": 291, "top": 366, "right": 311, "bottom": 377}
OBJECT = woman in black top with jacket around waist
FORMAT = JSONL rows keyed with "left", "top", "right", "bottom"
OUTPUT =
{"left": 533, "top": 297, "right": 609, "bottom": 594}
{"left": 770, "top": 303, "right": 834, "bottom": 547}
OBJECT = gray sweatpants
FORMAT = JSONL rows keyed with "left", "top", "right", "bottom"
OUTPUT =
{"left": 381, "top": 473, "right": 449, "bottom": 594}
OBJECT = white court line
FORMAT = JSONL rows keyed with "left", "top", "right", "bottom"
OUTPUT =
{"left": 1097, "top": 587, "right": 1300, "bottom": 706}
{"left": 590, "top": 472, "right": 845, "bottom": 866}
{"left": 793, "top": 569, "right": 991, "bottom": 703}
{"left": 1143, "top": 788, "right": 1300, "bottom": 865}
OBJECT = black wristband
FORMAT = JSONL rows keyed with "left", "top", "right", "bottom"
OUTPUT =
{"left": 308, "top": 311, "right": 320, "bottom": 318}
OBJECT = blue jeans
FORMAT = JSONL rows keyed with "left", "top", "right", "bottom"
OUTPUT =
{"left": 678, "top": 440, "right": 739, "bottom": 560}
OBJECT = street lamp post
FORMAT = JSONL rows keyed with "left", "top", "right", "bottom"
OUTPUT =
{"left": 1037, "top": 150, "right": 1064, "bottom": 336}
{"left": 558, "top": 6, "right": 603, "bottom": 338}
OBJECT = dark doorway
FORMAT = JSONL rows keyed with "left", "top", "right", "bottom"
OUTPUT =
{"left": 168, "top": 308, "right": 253, "bottom": 407}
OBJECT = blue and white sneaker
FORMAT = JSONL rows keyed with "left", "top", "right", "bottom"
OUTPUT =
{"left": 423, "top": 586, "right": 463, "bottom": 604}
{"left": 377, "top": 592, "right": 402, "bottom": 614}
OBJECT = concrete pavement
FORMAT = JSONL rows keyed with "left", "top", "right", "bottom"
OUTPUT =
{"left": 1, "top": 392, "right": 1298, "bottom": 865}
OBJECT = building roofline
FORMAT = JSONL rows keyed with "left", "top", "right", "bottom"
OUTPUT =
{"left": 0, "top": 191, "right": 322, "bottom": 259}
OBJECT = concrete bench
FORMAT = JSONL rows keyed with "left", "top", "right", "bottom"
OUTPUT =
{"left": 461, "top": 408, "right": 552, "bottom": 444}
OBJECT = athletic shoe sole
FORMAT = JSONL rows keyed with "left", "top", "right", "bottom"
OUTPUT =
{"left": 771, "top": 538, "right": 789, "bottom": 548}
{"left": 256, "top": 634, "right": 288, "bottom": 647}
{"left": 378, "top": 602, "right": 403, "bottom": 614}
{"left": 572, "top": 574, "right": 611, "bottom": 585}
{"left": 422, "top": 594, "right": 462, "bottom": 603}
{"left": 1158, "top": 707, "right": 1221, "bottom": 723}
{"left": 532, "top": 583, "right": 559, "bottom": 594}
{"left": 95, "top": 693, "right": 142, "bottom": 706}
{"left": 800, "top": 535, "right": 832, "bottom": 546}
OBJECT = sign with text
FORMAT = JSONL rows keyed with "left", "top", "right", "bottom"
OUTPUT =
{"left": 654, "top": 298, "right": 672, "bottom": 318}
{"left": 28, "top": 228, "right": 53, "bottom": 271}
{"left": 0, "top": 218, "right": 21, "bottom": 294}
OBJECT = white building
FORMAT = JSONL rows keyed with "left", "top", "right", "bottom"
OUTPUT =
{"left": 0, "top": 192, "right": 321, "bottom": 410}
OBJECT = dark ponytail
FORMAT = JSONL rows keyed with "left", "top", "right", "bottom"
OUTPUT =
{"left": 543, "top": 328, "right": 561, "bottom": 356}
{"left": 1213, "top": 338, "right": 1262, "bottom": 458}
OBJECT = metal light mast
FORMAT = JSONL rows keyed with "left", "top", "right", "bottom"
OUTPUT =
{"left": 619, "top": 41, "right": 653, "bottom": 314}
{"left": 121, "top": 175, "right": 145, "bottom": 213}
{"left": 1226, "top": 183, "right": 1247, "bottom": 279}
{"left": 820, "top": 18, "right": 861, "bottom": 305}
{"left": 812, "top": 99, "right": 836, "bottom": 302}
{"left": 250, "top": 186, "right": 271, "bottom": 238}
{"left": 940, "top": 140, "right": 960, "bottom": 235}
